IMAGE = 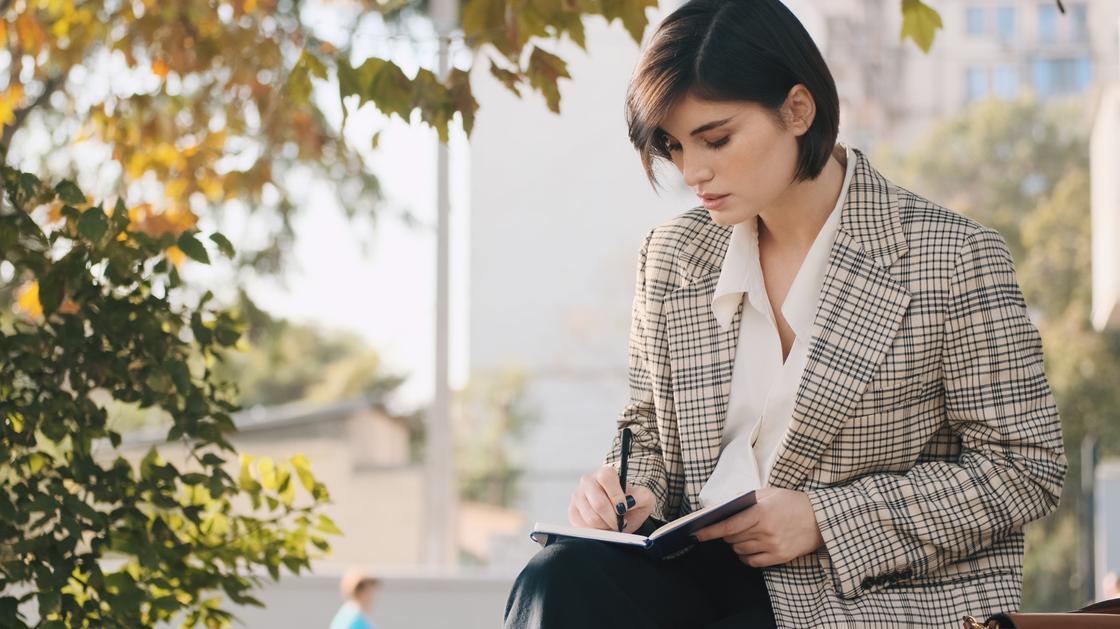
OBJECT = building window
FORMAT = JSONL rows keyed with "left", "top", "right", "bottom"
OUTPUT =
{"left": 1032, "top": 57, "right": 1094, "bottom": 97}
{"left": 967, "top": 67, "right": 989, "bottom": 102}
{"left": 967, "top": 7, "right": 987, "bottom": 36}
{"left": 1037, "top": 4, "right": 1058, "bottom": 43}
{"left": 1070, "top": 3, "right": 1089, "bottom": 43}
{"left": 995, "top": 6, "right": 1015, "bottom": 41}
{"left": 993, "top": 65, "right": 1019, "bottom": 98}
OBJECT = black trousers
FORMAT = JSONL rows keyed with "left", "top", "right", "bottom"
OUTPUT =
{"left": 503, "top": 530, "right": 777, "bottom": 629}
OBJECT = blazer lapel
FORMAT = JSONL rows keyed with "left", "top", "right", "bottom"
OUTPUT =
{"left": 767, "top": 149, "right": 911, "bottom": 491}
{"left": 664, "top": 225, "right": 738, "bottom": 512}
{"left": 665, "top": 148, "right": 912, "bottom": 509}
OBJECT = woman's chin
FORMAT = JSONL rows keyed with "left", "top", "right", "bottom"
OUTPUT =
{"left": 707, "top": 208, "right": 750, "bottom": 226}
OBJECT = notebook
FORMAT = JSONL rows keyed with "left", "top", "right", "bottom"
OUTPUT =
{"left": 529, "top": 489, "right": 757, "bottom": 559}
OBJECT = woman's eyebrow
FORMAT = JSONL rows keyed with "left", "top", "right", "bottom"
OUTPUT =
{"left": 660, "top": 115, "right": 737, "bottom": 140}
{"left": 688, "top": 116, "right": 736, "bottom": 136}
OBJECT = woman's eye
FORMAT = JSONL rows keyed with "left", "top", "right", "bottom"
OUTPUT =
{"left": 664, "top": 137, "right": 729, "bottom": 153}
{"left": 705, "top": 137, "right": 729, "bottom": 149}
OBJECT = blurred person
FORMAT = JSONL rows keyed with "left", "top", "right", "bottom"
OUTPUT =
{"left": 502, "top": 0, "right": 1067, "bottom": 627}
{"left": 329, "top": 568, "right": 380, "bottom": 629}
{"left": 1104, "top": 571, "right": 1119, "bottom": 599}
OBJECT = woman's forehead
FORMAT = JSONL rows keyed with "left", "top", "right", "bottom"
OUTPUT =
{"left": 660, "top": 97, "right": 765, "bottom": 136}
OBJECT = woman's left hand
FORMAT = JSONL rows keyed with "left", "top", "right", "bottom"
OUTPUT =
{"left": 693, "top": 487, "right": 825, "bottom": 567}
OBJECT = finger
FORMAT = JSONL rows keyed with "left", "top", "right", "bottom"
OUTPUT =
{"left": 730, "top": 539, "right": 767, "bottom": 556}
{"left": 740, "top": 552, "right": 778, "bottom": 568}
{"left": 568, "top": 497, "right": 588, "bottom": 528}
{"left": 724, "top": 527, "right": 765, "bottom": 544}
{"left": 575, "top": 496, "right": 614, "bottom": 530}
{"left": 695, "top": 506, "right": 760, "bottom": 542}
{"left": 595, "top": 466, "right": 627, "bottom": 511}
{"left": 584, "top": 474, "right": 624, "bottom": 527}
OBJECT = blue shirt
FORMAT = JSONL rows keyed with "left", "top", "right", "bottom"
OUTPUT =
{"left": 329, "top": 602, "right": 376, "bottom": 629}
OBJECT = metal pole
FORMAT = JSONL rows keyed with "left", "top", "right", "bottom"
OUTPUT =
{"left": 426, "top": 0, "right": 459, "bottom": 567}
{"left": 1082, "top": 435, "right": 1099, "bottom": 604}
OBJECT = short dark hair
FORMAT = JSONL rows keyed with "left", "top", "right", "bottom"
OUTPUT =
{"left": 624, "top": 0, "right": 840, "bottom": 190}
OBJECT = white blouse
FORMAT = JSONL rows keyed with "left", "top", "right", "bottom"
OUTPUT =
{"left": 697, "top": 144, "right": 857, "bottom": 508}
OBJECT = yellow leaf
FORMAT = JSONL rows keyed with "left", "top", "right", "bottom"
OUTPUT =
{"left": 290, "top": 454, "right": 315, "bottom": 492}
{"left": 198, "top": 176, "right": 223, "bottom": 202}
{"left": 0, "top": 20, "right": 7, "bottom": 46}
{"left": 244, "top": 0, "right": 257, "bottom": 13}
{"left": 152, "top": 58, "right": 169, "bottom": 78}
{"left": 259, "top": 456, "right": 277, "bottom": 490}
{"left": 16, "top": 281, "right": 43, "bottom": 319}
{"left": 239, "top": 453, "right": 256, "bottom": 490}
{"left": 166, "top": 245, "right": 185, "bottom": 268}
{"left": 0, "top": 85, "right": 25, "bottom": 129}
{"left": 900, "top": 0, "right": 943, "bottom": 53}
{"left": 164, "top": 178, "right": 188, "bottom": 202}
{"left": 15, "top": 13, "right": 45, "bottom": 56}
{"left": 151, "top": 143, "right": 180, "bottom": 168}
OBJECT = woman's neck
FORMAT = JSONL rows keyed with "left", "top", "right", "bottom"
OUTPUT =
{"left": 756, "top": 144, "right": 848, "bottom": 252}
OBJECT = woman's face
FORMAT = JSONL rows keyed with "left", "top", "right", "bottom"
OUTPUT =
{"left": 658, "top": 90, "right": 804, "bottom": 226}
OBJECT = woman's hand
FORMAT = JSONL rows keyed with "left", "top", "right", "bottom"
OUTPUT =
{"left": 567, "top": 465, "right": 655, "bottom": 534}
{"left": 693, "top": 487, "right": 825, "bottom": 567}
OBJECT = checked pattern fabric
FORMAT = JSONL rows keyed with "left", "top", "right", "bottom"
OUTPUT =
{"left": 601, "top": 147, "right": 1067, "bottom": 628}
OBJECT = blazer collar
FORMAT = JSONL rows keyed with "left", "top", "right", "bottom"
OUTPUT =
{"left": 675, "top": 146, "right": 908, "bottom": 284}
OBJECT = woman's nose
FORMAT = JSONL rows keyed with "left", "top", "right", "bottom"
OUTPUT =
{"left": 681, "top": 156, "right": 713, "bottom": 188}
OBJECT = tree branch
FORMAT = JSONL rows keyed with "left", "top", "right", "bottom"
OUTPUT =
{"left": 0, "top": 75, "right": 63, "bottom": 149}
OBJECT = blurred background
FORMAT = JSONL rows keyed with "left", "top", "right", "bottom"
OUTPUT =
{"left": 2, "top": 0, "right": 1119, "bottom": 626}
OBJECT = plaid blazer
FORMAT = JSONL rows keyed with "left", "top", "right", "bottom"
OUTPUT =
{"left": 602, "top": 147, "right": 1067, "bottom": 627}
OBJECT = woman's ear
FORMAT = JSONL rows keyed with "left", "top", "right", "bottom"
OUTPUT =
{"left": 780, "top": 84, "right": 816, "bottom": 136}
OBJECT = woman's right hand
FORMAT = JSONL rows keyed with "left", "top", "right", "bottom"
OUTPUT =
{"left": 567, "top": 465, "right": 655, "bottom": 534}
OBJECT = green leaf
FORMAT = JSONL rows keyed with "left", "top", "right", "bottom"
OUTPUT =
{"left": 209, "top": 232, "right": 236, "bottom": 258}
{"left": 900, "top": 0, "right": 943, "bottom": 53}
{"left": 315, "top": 514, "right": 342, "bottom": 536}
{"left": 599, "top": 0, "right": 657, "bottom": 44}
{"left": 526, "top": 46, "right": 571, "bottom": 114}
{"left": 291, "top": 454, "right": 315, "bottom": 492}
{"left": 54, "top": 180, "right": 86, "bottom": 204}
{"left": 177, "top": 232, "right": 211, "bottom": 264}
{"left": 448, "top": 68, "right": 480, "bottom": 136}
{"left": 488, "top": 57, "right": 524, "bottom": 99}
{"left": 77, "top": 206, "right": 108, "bottom": 242}
{"left": 37, "top": 589, "right": 60, "bottom": 615}
{"left": 411, "top": 68, "right": 453, "bottom": 143}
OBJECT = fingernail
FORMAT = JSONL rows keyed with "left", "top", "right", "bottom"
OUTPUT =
{"left": 615, "top": 501, "right": 626, "bottom": 515}
{"left": 625, "top": 494, "right": 636, "bottom": 509}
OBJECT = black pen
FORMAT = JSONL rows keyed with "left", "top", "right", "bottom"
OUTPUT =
{"left": 617, "top": 427, "right": 632, "bottom": 532}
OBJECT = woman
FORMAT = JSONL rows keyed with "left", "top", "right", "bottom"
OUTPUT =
{"left": 503, "top": 0, "right": 1068, "bottom": 627}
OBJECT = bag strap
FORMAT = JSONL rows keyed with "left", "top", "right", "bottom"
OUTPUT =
{"left": 962, "top": 598, "right": 1120, "bottom": 629}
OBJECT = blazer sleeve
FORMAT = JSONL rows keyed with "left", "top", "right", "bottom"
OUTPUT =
{"left": 805, "top": 226, "right": 1068, "bottom": 600}
{"left": 602, "top": 228, "right": 671, "bottom": 523}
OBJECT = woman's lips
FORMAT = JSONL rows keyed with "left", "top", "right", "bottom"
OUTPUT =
{"left": 701, "top": 194, "right": 729, "bottom": 210}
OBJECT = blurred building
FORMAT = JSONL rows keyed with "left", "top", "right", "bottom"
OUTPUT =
{"left": 1091, "top": 83, "right": 1120, "bottom": 331}
{"left": 1097, "top": 461, "right": 1120, "bottom": 600}
{"left": 811, "top": 0, "right": 1117, "bottom": 147}
{"left": 111, "top": 395, "right": 426, "bottom": 565}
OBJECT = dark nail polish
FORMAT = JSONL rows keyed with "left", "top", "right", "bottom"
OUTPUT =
{"left": 615, "top": 501, "right": 626, "bottom": 515}
{"left": 625, "top": 494, "right": 636, "bottom": 509}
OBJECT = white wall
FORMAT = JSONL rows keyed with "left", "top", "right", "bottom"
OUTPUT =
{"left": 467, "top": 6, "right": 695, "bottom": 552}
